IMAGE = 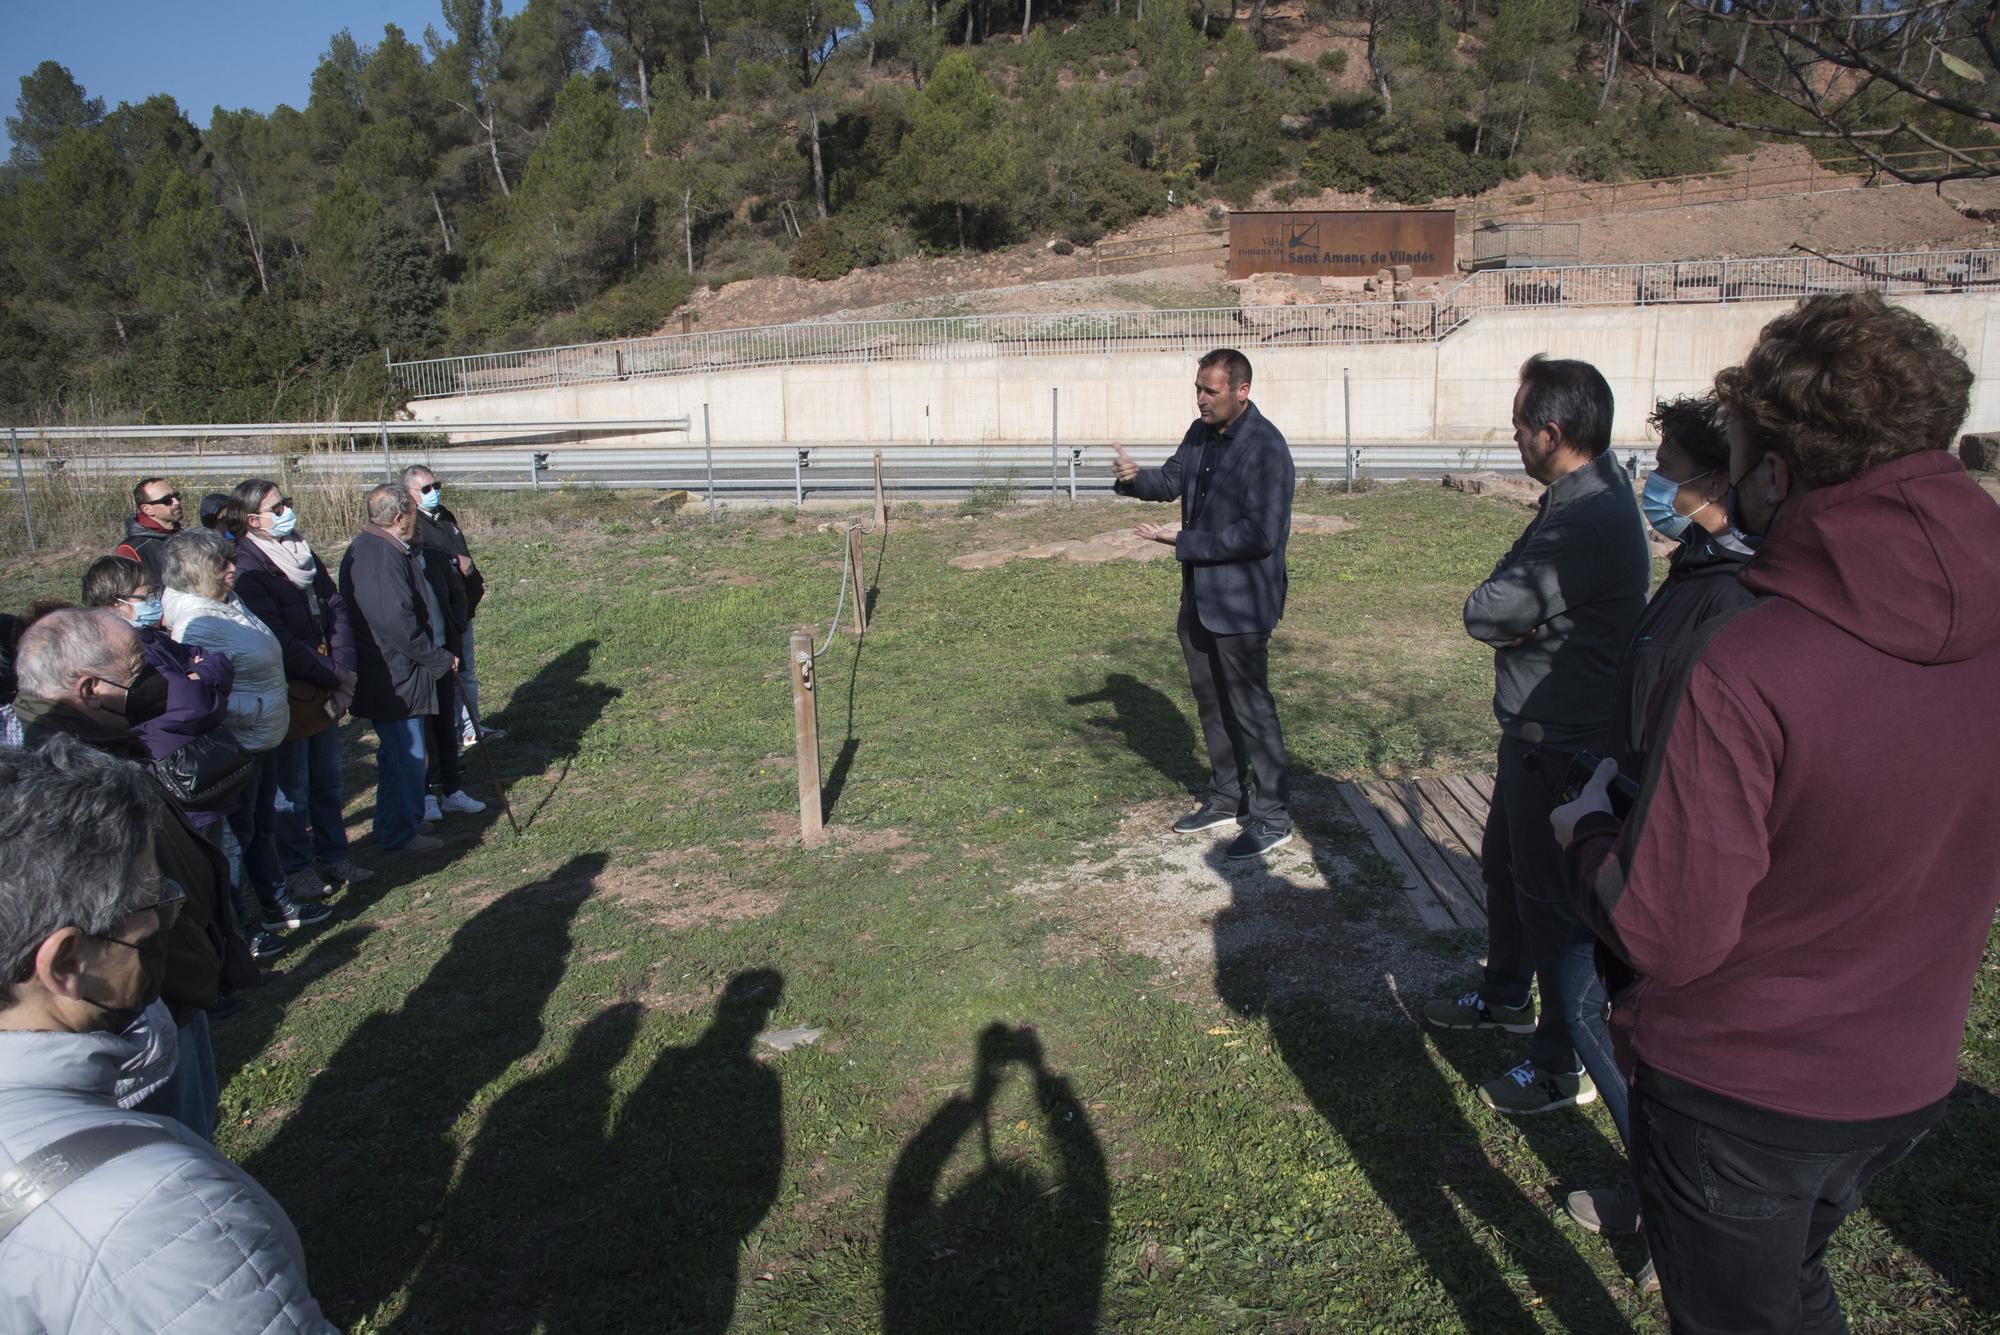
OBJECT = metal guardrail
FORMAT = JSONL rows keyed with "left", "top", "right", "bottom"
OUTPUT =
{"left": 389, "top": 248, "right": 2000, "bottom": 399}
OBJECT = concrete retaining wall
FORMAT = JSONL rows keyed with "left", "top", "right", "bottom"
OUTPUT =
{"left": 408, "top": 294, "right": 2000, "bottom": 448}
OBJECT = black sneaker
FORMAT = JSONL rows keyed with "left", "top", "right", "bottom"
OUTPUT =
{"left": 1172, "top": 798, "right": 1244, "bottom": 834}
{"left": 248, "top": 930, "right": 291, "bottom": 961}
{"left": 260, "top": 894, "right": 332, "bottom": 933}
{"left": 1225, "top": 821, "right": 1294, "bottom": 859}
{"left": 207, "top": 993, "right": 246, "bottom": 1022}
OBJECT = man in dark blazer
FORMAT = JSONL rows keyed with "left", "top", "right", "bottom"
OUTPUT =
{"left": 1113, "top": 347, "right": 1296, "bottom": 858}
{"left": 338, "top": 484, "right": 456, "bottom": 856}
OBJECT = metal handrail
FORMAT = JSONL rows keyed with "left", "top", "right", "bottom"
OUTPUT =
{"left": 387, "top": 248, "right": 2000, "bottom": 399}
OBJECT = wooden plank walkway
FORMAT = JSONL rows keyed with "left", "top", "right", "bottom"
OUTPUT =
{"left": 1335, "top": 775, "right": 1493, "bottom": 933}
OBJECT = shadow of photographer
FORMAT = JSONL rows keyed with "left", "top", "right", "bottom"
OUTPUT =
{"left": 882, "top": 1023, "right": 1109, "bottom": 1334}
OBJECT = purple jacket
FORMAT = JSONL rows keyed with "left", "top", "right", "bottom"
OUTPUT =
{"left": 133, "top": 628, "right": 233, "bottom": 762}
{"left": 233, "top": 534, "right": 356, "bottom": 690}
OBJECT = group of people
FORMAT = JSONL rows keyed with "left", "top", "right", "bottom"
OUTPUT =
{"left": 1120, "top": 294, "right": 2000, "bottom": 1332}
{"left": 0, "top": 466, "right": 502, "bottom": 1330}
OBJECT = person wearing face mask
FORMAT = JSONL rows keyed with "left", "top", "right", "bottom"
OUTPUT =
{"left": 1613, "top": 396, "right": 1761, "bottom": 781}
{"left": 228, "top": 480, "right": 372, "bottom": 899}
{"left": 80, "top": 556, "right": 239, "bottom": 836}
{"left": 0, "top": 738, "right": 334, "bottom": 1333}
{"left": 160, "top": 530, "right": 332, "bottom": 949}
{"left": 401, "top": 465, "right": 486, "bottom": 823}
{"left": 1554, "top": 292, "right": 2000, "bottom": 1333}
{"left": 9, "top": 611, "right": 260, "bottom": 1142}
{"left": 403, "top": 464, "right": 501, "bottom": 751}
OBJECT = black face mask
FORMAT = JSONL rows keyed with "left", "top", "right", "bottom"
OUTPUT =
{"left": 119, "top": 664, "right": 170, "bottom": 726}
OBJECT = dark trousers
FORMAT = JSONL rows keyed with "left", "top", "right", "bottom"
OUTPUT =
{"left": 1632, "top": 1086, "right": 1928, "bottom": 1334}
{"left": 425, "top": 674, "right": 463, "bottom": 795}
{"left": 1178, "top": 594, "right": 1289, "bottom": 829}
{"left": 1479, "top": 735, "right": 1629, "bottom": 1142}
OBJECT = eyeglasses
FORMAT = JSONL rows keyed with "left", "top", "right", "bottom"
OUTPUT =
{"left": 418, "top": 482, "right": 442, "bottom": 495}
{"left": 118, "top": 591, "right": 157, "bottom": 606}
{"left": 143, "top": 493, "right": 179, "bottom": 507}
{"left": 93, "top": 880, "right": 187, "bottom": 951}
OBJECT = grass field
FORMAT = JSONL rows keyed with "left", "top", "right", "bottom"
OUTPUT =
{"left": 4, "top": 483, "right": 1995, "bottom": 1333}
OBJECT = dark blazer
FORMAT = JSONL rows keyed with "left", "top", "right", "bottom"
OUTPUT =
{"left": 413, "top": 512, "right": 470, "bottom": 655}
{"left": 420, "top": 503, "right": 485, "bottom": 618}
{"left": 1115, "top": 400, "right": 1295, "bottom": 635}
{"left": 338, "top": 527, "right": 455, "bottom": 722}
{"left": 235, "top": 535, "right": 356, "bottom": 691}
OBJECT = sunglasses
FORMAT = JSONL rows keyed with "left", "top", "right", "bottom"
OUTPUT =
{"left": 260, "top": 497, "right": 293, "bottom": 516}
{"left": 143, "top": 493, "right": 179, "bottom": 507}
{"left": 418, "top": 482, "right": 442, "bottom": 495}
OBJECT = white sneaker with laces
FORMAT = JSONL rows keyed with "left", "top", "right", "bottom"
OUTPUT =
{"left": 441, "top": 789, "right": 486, "bottom": 814}
{"left": 423, "top": 794, "right": 443, "bottom": 823}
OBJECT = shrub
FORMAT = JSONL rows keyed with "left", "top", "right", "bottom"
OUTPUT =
{"left": 789, "top": 221, "right": 855, "bottom": 280}
{"left": 1317, "top": 48, "right": 1350, "bottom": 75}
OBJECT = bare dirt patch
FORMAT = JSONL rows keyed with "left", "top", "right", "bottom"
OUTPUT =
{"left": 951, "top": 515, "right": 1354, "bottom": 570}
{"left": 596, "top": 849, "right": 785, "bottom": 931}
{"left": 1014, "top": 784, "right": 1460, "bottom": 1022}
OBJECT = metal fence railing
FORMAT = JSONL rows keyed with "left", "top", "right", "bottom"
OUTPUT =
{"left": 390, "top": 248, "right": 2000, "bottom": 400}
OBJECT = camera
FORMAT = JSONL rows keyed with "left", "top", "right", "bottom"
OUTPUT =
{"left": 1524, "top": 744, "right": 1639, "bottom": 819}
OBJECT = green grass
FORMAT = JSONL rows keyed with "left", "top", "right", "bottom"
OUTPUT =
{"left": 3, "top": 484, "right": 1994, "bottom": 1332}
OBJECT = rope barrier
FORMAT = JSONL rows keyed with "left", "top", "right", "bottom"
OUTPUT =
{"left": 810, "top": 521, "right": 869, "bottom": 659}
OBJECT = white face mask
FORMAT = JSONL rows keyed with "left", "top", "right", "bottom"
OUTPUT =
{"left": 111, "top": 998, "right": 181, "bottom": 1109}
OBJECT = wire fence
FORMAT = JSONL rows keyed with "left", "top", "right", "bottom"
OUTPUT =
{"left": 390, "top": 248, "right": 2000, "bottom": 400}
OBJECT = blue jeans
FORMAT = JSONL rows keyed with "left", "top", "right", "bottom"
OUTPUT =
{"left": 223, "top": 752, "right": 286, "bottom": 914}
{"left": 274, "top": 727, "right": 349, "bottom": 872}
{"left": 136, "top": 1012, "right": 219, "bottom": 1141}
{"left": 457, "top": 621, "right": 480, "bottom": 739}
{"left": 1480, "top": 735, "right": 1629, "bottom": 1145}
{"left": 372, "top": 716, "right": 429, "bottom": 851}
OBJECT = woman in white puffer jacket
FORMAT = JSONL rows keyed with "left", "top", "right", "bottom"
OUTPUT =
{"left": 160, "top": 530, "right": 329, "bottom": 948}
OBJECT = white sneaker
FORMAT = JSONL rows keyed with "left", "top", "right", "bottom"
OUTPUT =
{"left": 440, "top": 789, "right": 486, "bottom": 814}
{"left": 423, "top": 794, "right": 443, "bottom": 823}
{"left": 460, "top": 729, "right": 479, "bottom": 750}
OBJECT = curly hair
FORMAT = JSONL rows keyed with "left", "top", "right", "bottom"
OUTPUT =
{"left": 1713, "top": 292, "right": 1973, "bottom": 489}
{"left": 1648, "top": 395, "right": 1729, "bottom": 473}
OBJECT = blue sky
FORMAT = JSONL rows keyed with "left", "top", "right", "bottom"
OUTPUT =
{"left": 2, "top": 1, "right": 475, "bottom": 146}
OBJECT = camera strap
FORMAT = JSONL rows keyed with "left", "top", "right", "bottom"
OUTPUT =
{"left": 0, "top": 1122, "right": 180, "bottom": 1244}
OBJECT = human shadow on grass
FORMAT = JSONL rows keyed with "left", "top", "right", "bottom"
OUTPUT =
{"left": 473, "top": 637, "right": 622, "bottom": 831}
{"left": 1871, "top": 1079, "right": 2000, "bottom": 1316}
{"left": 1065, "top": 672, "right": 1207, "bottom": 793}
{"left": 1208, "top": 839, "right": 1633, "bottom": 1334}
{"left": 211, "top": 923, "right": 375, "bottom": 1094}
{"left": 239, "top": 853, "right": 603, "bottom": 1329}
{"left": 882, "top": 1023, "right": 1108, "bottom": 1334}
{"left": 395, "top": 968, "right": 787, "bottom": 1334}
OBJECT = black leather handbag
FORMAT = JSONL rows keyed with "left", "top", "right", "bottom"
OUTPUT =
{"left": 150, "top": 731, "right": 257, "bottom": 810}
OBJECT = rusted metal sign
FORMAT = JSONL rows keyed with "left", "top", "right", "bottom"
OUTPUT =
{"left": 1226, "top": 210, "right": 1456, "bottom": 279}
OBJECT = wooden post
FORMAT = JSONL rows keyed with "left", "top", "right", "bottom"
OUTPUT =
{"left": 846, "top": 527, "right": 868, "bottom": 634}
{"left": 872, "top": 450, "right": 886, "bottom": 530}
{"left": 790, "top": 630, "right": 823, "bottom": 847}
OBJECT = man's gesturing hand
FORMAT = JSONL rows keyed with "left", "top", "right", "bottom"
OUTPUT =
{"left": 1111, "top": 443, "right": 1139, "bottom": 484}
{"left": 1135, "top": 522, "right": 1176, "bottom": 545}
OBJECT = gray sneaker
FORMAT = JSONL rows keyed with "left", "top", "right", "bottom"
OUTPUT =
{"left": 1565, "top": 1184, "right": 1642, "bottom": 1236}
{"left": 1478, "top": 1061, "right": 1597, "bottom": 1115}
{"left": 284, "top": 869, "right": 335, "bottom": 902}
{"left": 399, "top": 833, "right": 445, "bottom": 853}
{"left": 318, "top": 858, "right": 376, "bottom": 884}
{"left": 1422, "top": 990, "right": 1537, "bottom": 1035}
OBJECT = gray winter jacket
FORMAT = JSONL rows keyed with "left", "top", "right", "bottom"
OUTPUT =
{"left": 1462, "top": 450, "right": 1652, "bottom": 747}
{"left": 0, "top": 1029, "right": 334, "bottom": 1334}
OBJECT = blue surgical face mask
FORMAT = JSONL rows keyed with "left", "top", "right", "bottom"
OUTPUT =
{"left": 1641, "top": 469, "right": 1712, "bottom": 540}
{"left": 128, "top": 595, "right": 163, "bottom": 628}
{"left": 418, "top": 487, "right": 442, "bottom": 513}
{"left": 267, "top": 506, "right": 298, "bottom": 538}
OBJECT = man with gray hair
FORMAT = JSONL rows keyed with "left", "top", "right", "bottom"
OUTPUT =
{"left": 401, "top": 464, "right": 498, "bottom": 751}
{"left": 10, "top": 609, "right": 258, "bottom": 1140}
{"left": 0, "top": 738, "right": 334, "bottom": 1332}
{"left": 339, "top": 484, "right": 456, "bottom": 855}
{"left": 400, "top": 465, "right": 484, "bottom": 822}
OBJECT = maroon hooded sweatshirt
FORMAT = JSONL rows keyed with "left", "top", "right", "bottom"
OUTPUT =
{"left": 1566, "top": 450, "right": 2000, "bottom": 1130}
